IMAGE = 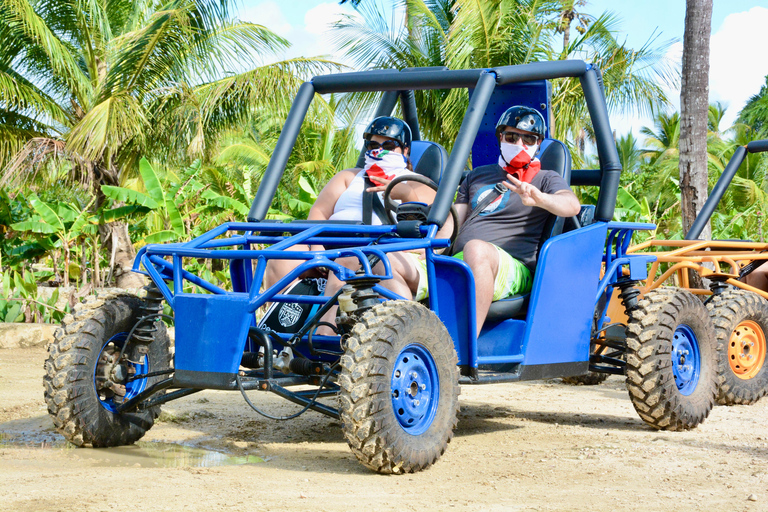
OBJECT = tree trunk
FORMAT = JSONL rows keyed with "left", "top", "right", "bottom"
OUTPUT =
{"left": 679, "top": 0, "right": 712, "bottom": 288}
{"left": 100, "top": 221, "right": 145, "bottom": 289}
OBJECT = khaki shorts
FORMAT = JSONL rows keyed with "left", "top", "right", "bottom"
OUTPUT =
{"left": 453, "top": 245, "right": 532, "bottom": 300}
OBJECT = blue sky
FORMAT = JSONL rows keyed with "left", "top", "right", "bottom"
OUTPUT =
{"left": 237, "top": 1, "right": 768, "bottom": 139}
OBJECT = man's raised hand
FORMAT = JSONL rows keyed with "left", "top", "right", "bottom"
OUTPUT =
{"left": 503, "top": 175, "right": 541, "bottom": 207}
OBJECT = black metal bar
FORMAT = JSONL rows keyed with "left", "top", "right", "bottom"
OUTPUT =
{"left": 591, "top": 354, "right": 626, "bottom": 367}
{"left": 355, "top": 90, "right": 400, "bottom": 168}
{"left": 116, "top": 377, "right": 174, "bottom": 413}
{"left": 493, "top": 60, "right": 588, "bottom": 84}
{"left": 747, "top": 140, "right": 768, "bottom": 153}
{"left": 570, "top": 169, "right": 602, "bottom": 186}
{"left": 685, "top": 145, "right": 748, "bottom": 240}
{"left": 138, "top": 388, "right": 201, "bottom": 410}
{"left": 580, "top": 66, "right": 622, "bottom": 222}
{"left": 588, "top": 365, "right": 624, "bottom": 375}
{"left": 400, "top": 89, "right": 421, "bottom": 142}
{"left": 269, "top": 383, "right": 340, "bottom": 419}
{"left": 127, "top": 368, "right": 174, "bottom": 382}
{"left": 312, "top": 68, "right": 484, "bottom": 94}
{"left": 459, "top": 372, "right": 521, "bottom": 385}
{"left": 428, "top": 71, "right": 497, "bottom": 226}
{"left": 248, "top": 81, "right": 316, "bottom": 221}
{"left": 293, "top": 387, "right": 339, "bottom": 399}
{"left": 237, "top": 375, "right": 314, "bottom": 388}
{"left": 248, "top": 327, "right": 273, "bottom": 379}
{"left": 591, "top": 339, "right": 626, "bottom": 351}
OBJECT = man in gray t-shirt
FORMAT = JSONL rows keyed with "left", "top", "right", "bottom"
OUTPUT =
{"left": 454, "top": 106, "right": 581, "bottom": 335}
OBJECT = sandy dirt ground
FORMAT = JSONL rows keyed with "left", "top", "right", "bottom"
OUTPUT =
{"left": 1, "top": 346, "right": 768, "bottom": 512}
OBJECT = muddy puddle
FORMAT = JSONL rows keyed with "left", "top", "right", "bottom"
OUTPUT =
{"left": 0, "top": 433, "right": 264, "bottom": 468}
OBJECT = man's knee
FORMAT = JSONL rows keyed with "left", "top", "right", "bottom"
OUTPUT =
{"left": 462, "top": 240, "right": 498, "bottom": 268}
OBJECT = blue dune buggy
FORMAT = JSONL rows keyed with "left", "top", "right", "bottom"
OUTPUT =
{"left": 44, "top": 61, "right": 721, "bottom": 474}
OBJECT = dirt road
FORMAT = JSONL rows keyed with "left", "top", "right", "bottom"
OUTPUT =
{"left": 2, "top": 346, "right": 767, "bottom": 512}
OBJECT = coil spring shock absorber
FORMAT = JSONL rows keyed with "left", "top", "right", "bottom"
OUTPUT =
{"left": 615, "top": 276, "right": 641, "bottom": 316}
{"left": 131, "top": 285, "right": 164, "bottom": 360}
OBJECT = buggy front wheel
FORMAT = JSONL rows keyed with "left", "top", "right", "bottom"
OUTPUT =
{"left": 625, "top": 288, "right": 717, "bottom": 430}
{"left": 43, "top": 294, "right": 171, "bottom": 447}
{"left": 338, "top": 301, "right": 459, "bottom": 474}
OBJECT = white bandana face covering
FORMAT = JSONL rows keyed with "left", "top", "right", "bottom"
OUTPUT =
{"left": 364, "top": 148, "right": 408, "bottom": 181}
{"left": 498, "top": 142, "right": 538, "bottom": 169}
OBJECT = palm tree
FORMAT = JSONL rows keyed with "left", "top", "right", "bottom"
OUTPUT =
{"left": 332, "top": 0, "right": 677, "bottom": 157}
{"left": 0, "top": 0, "right": 336, "bottom": 287}
{"left": 737, "top": 75, "right": 768, "bottom": 138}
{"left": 616, "top": 132, "right": 644, "bottom": 174}
{"left": 678, "top": 0, "right": 713, "bottom": 246}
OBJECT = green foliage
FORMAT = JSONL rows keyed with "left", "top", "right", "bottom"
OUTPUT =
{"left": 0, "top": 269, "right": 67, "bottom": 323}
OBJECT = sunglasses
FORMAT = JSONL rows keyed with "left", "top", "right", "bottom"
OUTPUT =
{"left": 366, "top": 139, "right": 402, "bottom": 151}
{"left": 501, "top": 131, "right": 539, "bottom": 146}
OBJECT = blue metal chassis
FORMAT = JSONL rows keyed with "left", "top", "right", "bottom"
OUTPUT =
{"left": 133, "top": 219, "right": 656, "bottom": 384}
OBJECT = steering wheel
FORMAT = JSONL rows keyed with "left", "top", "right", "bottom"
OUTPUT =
{"left": 382, "top": 174, "right": 459, "bottom": 246}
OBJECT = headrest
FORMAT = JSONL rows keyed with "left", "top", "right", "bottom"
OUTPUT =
{"left": 537, "top": 139, "right": 571, "bottom": 183}
{"left": 410, "top": 140, "right": 448, "bottom": 184}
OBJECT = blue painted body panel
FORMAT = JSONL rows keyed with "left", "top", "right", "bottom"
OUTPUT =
{"left": 476, "top": 320, "right": 526, "bottom": 364}
{"left": 520, "top": 222, "right": 608, "bottom": 366}
{"left": 173, "top": 292, "right": 253, "bottom": 375}
{"left": 430, "top": 253, "right": 476, "bottom": 366}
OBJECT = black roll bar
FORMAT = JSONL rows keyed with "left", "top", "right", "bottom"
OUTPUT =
{"left": 248, "top": 61, "right": 624, "bottom": 225}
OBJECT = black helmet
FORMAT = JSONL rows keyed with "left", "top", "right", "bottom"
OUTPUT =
{"left": 495, "top": 106, "right": 546, "bottom": 140}
{"left": 363, "top": 116, "right": 412, "bottom": 148}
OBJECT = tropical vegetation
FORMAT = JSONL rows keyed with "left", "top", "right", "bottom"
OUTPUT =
{"left": 0, "top": 0, "right": 766, "bottom": 323}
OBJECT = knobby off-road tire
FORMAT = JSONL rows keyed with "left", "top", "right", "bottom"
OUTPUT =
{"left": 707, "top": 289, "right": 768, "bottom": 405}
{"left": 44, "top": 293, "right": 171, "bottom": 447}
{"left": 339, "top": 301, "right": 460, "bottom": 474}
{"left": 625, "top": 288, "right": 718, "bottom": 430}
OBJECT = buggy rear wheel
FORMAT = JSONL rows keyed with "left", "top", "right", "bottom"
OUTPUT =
{"left": 43, "top": 293, "right": 171, "bottom": 447}
{"left": 707, "top": 289, "right": 768, "bottom": 405}
{"left": 338, "top": 301, "right": 459, "bottom": 474}
{"left": 625, "top": 288, "right": 717, "bottom": 430}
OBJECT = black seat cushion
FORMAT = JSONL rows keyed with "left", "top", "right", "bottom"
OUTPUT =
{"left": 486, "top": 293, "right": 529, "bottom": 322}
{"left": 411, "top": 140, "right": 448, "bottom": 184}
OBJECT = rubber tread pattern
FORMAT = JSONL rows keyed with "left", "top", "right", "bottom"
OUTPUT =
{"left": 625, "top": 288, "right": 717, "bottom": 430}
{"left": 43, "top": 292, "right": 171, "bottom": 447}
{"left": 707, "top": 289, "right": 768, "bottom": 405}
{"left": 339, "top": 301, "right": 459, "bottom": 474}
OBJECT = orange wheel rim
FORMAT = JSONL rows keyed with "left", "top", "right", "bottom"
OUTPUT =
{"left": 728, "top": 320, "right": 767, "bottom": 380}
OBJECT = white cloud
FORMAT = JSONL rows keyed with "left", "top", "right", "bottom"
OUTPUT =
{"left": 613, "top": 7, "right": 768, "bottom": 140}
{"left": 239, "top": 1, "right": 292, "bottom": 37}
{"left": 709, "top": 6, "right": 768, "bottom": 129}
{"left": 304, "top": 3, "right": 347, "bottom": 36}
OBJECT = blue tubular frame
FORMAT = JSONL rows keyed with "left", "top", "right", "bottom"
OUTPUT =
{"left": 134, "top": 222, "right": 449, "bottom": 312}
{"left": 594, "top": 222, "right": 657, "bottom": 331}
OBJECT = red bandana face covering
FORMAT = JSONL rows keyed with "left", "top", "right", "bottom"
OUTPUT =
{"left": 498, "top": 142, "right": 540, "bottom": 183}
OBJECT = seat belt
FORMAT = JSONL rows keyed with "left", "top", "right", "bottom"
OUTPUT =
{"left": 448, "top": 182, "right": 506, "bottom": 255}
{"left": 362, "top": 175, "right": 390, "bottom": 225}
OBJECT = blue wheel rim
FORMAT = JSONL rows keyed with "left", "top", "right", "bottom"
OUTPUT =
{"left": 672, "top": 324, "right": 701, "bottom": 396}
{"left": 94, "top": 332, "right": 149, "bottom": 413}
{"left": 391, "top": 344, "right": 440, "bottom": 436}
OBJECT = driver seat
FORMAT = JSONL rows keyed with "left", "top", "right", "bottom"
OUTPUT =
{"left": 410, "top": 140, "right": 448, "bottom": 184}
{"left": 485, "top": 138, "right": 572, "bottom": 322}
